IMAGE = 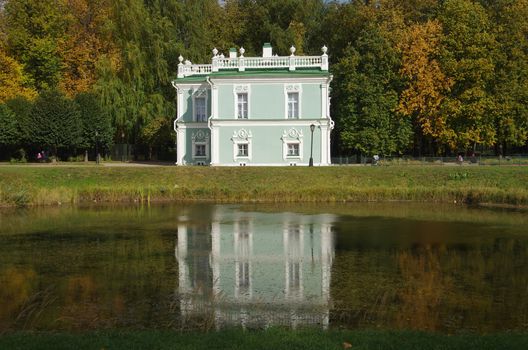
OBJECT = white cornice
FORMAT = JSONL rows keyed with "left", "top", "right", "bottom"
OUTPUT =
{"left": 209, "top": 77, "right": 328, "bottom": 84}
{"left": 173, "top": 82, "right": 210, "bottom": 88}
{"left": 209, "top": 119, "right": 331, "bottom": 127}
{"left": 175, "top": 123, "right": 209, "bottom": 129}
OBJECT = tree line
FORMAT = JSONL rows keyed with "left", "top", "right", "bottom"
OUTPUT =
{"left": 1, "top": 0, "right": 527, "bottom": 161}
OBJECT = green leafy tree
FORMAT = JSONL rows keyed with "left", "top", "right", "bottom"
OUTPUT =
{"left": 487, "top": 0, "right": 528, "bottom": 154}
{"left": 5, "top": 96, "right": 33, "bottom": 147}
{"left": 0, "top": 103, "right": 18, "bottom": 149}
{"left": 4, "top": 0, "right": 70, "bottom": 90}
{"left": 74, "top": 92, "right": 113, "bottom": 155}
{"left": 30, "top": 89, "right": 83, "bottom": 158}
{"left": 438, "top": 0, "right": 498, "bottom": 151}
{"left": 92, "top": 0, "right": 175, "bottom": 153}
{"left": 332, "top": 26, "right": 412, "bottom": 157}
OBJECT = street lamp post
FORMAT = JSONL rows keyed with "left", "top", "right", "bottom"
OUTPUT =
{"left": 95, "top": 131, "right": 100, "bottom": 164}
{"left": 309, "top": 124, "right": 315, "bottom": 167}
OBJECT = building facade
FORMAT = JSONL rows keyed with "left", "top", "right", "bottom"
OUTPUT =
{"left": 172, "top": 43, "right": 333, "bottom": 166}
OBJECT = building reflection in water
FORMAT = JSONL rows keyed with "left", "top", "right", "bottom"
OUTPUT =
{"left": 175, "top": 206, "right": 335, "bottom": 329}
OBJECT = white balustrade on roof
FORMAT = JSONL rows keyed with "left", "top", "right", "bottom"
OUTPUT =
{"left": 177, "top": 45, "right": 329, "bottom": 78}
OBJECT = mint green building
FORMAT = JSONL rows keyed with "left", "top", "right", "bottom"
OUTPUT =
{"left": 172, "top": 43, "right": 333, "bottom": 166}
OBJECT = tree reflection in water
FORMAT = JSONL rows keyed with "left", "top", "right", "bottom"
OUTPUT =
{"left": 0, "top": 204, "right": 527, "bottom": 332}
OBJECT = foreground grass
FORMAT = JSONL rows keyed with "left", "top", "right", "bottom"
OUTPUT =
{"left": 1, "top": 329, "right": 527, "bottom": 350}
{"left": 0, "top": 165, "right": 527, "bottom": 207}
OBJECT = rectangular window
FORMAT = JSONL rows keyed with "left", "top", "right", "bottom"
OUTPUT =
{"left": 287, "top": 143, "right": 299, "bottom": 157}
{"left": 195, "top": 144, "right": 206, "bottom": 157}
{"left": 237, "top": 93, "right": 248, "bottom": 119}
{"left": 288, "top": 262, "right": 301, "bottom": 290}
{"left": 287, "top": 92, "right": 299, "bottom": 119}
{"left": 195, "top": 97, "right": 206, "bottom": 122}
{"left": 237, "top": 143, "right": 248, "bottom": 157}
{"left": 238, "top": 261, "right": 250, "bottom": 290}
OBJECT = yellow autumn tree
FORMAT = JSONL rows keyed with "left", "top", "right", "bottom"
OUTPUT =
{"left": 397, "top": 20, "right": 455, "bottom": 150}
{"left": 0, "top": 48, "right": 37, "bottom": 103}
{"left": 59, "top": 0, "right": 118, "bottom": 96}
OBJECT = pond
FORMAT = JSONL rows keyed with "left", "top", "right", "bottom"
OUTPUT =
{"left": 0, "top": 203, "right": 527, "bottom": 333}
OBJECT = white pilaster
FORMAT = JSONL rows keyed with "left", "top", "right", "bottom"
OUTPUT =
{"left": 176, "top": 225, "right": 189, "bottom": 292}
{"left": 210, "top": 124, "right": 219, "bottom": 165}
{"left": 321, "top": 83, "right": 328, "bottom": 119}
{"left": 211, "top": 221, "right": 221, "bottom": 297}
{"left": 320, "top": 125, "right": 328, "bottom": 165}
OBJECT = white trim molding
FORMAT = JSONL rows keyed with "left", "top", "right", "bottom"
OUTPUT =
{"left": 281, "top": 127, "right": 304, "bottom": 161}
{"left": 231, "top": 128, "right": 252, "bottom": 163}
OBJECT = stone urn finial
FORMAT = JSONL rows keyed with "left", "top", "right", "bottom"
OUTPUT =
{"left": 290, "top": 45, "right": 296, "bottom": 56}
{"left": 178, "top": 55, "right": 184, "bottom": 63}
{"left": 239, "top": 47, "right": 245, "bottom": 57}
{"left": 212, "top": 47, "right": 218, "bottom": 56}
{"left": 322, "top": 45, "right": 328, "bottom": 55}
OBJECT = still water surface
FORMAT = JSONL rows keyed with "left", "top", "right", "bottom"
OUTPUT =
{"left": 0, "top": 203, "right": 527, "bottom": 333}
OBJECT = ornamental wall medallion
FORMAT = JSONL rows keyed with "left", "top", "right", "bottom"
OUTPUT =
{"left": 192, "top": 130, "right": 209, "bottom": 141}
{"left": 234, "top": 85, "right": 249, "bottom": 93}
{"left": 232, "top": 128, "right": 252, "bottom": 140}
{"left": 282, "top": 128, "right": 303, "bottom": 140}
{"left": 285, "top": 84, "right": 301, "bottom": 92}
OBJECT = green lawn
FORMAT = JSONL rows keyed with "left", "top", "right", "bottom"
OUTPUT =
{"left": 1, "top": 329, "right": 527, "bottom": 350}
{"left": 0, "top": 165, "right": 527, "bottom": 207}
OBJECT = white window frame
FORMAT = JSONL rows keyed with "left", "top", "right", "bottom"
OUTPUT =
{"left": 194, "top": 96, "right": 207, "bottom": 122}
{"left": 287, "top": 92, "right": 299, "bottom": 119}
{"left": 237, "top": 143, "right": 249, "bottom": 157}
{"left": 232, "top": 128, "right": 252, "bottom": 162}
{"left": 284, "top": 84, "right": 302, "bottom": 119}
{"left": 192, "top": 88, "right": 208, "bottom": 123}
{"left": 194, "top": 143, "right": 206, "bottom": 158}
{"left": 233, "top": 85, "right": 250, "bottom": 119}
{"left": 281, "top": 127, "right": 303, "bottom": 160}
{"left": 237, "top": 93, "right": 248, "bottom": 119}
{"left": 234, "top": 141, "right": 251, "bottom": 160}
{"left": 286, "top": 142, "right": 300, "bottom": 157}
{"left": 191, "top": 130, "right": 210, "bottom": 161}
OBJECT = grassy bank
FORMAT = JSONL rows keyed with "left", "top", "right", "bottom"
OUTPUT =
{"left": 1, "top": 329, "right": 527, "bottom": 350}
{"left": 0, "top": 165, "right": 527, "bottom": 207}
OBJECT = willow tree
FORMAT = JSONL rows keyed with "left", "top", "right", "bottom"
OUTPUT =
{"left": 93, "top": 0, "right": 176, "bottom": 153}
